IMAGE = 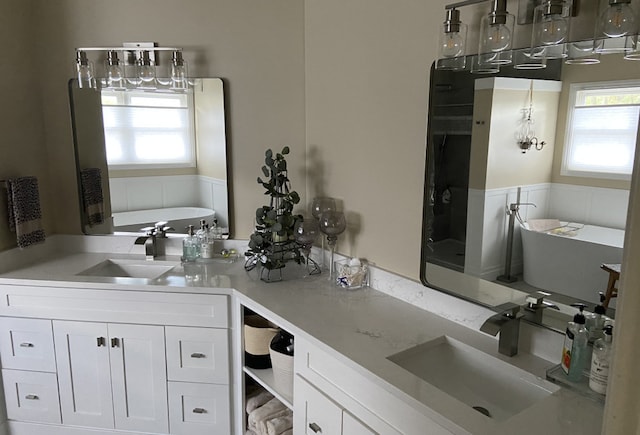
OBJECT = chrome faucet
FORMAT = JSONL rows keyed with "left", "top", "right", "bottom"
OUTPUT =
{"left": 523, "top": 291, "right": 560, "bottom": 324}
{"left": 134, "top": 221, "right": 174, "bottom": 260}
{"left": 480, "top": 303, "right": 524, "bottom": 357}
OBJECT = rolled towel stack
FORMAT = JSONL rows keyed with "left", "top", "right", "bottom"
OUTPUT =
{"left": 247, "top": 396, "right": 293, "bottom": 435}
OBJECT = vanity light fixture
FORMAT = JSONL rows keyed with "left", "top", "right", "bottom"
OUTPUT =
{"left": 598, "top": 0, "right": 637, "bottom": 38}
{"left": 73, "top": 44, "right": 190, "bottom": 91}
{"left": 478, "top": 0, "right": 515, "bottom": 66}
{"left": 530, "top": 0, "right": 572, "bottom": 59}
{"left": 435, "top": 0, "right": 640, "bottom": 71}
{"left": 436, "top": 8, "right": 468, "bottom": 71}
{"left": 75, "top": 50, "right": 96, "bottom": 89}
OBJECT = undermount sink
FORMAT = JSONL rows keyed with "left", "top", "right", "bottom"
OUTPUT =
{"left": 77, "top": 259, "right": 178, "bottom": 279}
{"left": 387, "top": 336, "right": 559, "bottom": 421}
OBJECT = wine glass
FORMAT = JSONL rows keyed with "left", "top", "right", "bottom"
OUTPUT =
{"left": 311, "top": 197, "right": 336, "bottom": 270}
{"left": 294, "top": 218, "right": 320, "bottom": 276}
{"left": 318, "top": 210, "right": 347, "bottom": 280}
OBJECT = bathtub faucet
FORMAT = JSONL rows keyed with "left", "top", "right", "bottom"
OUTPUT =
{"left": 135, "top": 221, "right": 174, "bottom": 260}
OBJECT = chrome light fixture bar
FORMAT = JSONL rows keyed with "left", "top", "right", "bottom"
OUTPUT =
{"left": 74, "top": 44, "right": 189, "bottom": 91}
{"left": 435, "top": 0, "right": 640, "bottom": 72}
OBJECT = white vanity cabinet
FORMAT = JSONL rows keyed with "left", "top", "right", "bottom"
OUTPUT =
{"left": 54, "top": 321, "right": 168, "bottom": 433}
{"left": 0, "top": 284, "right": 232, "bottom": 435}
{"left": 296, "top": 375, "right": 376, "bottom": 435}
{"left": 294, "top": 337, "right": 455, "bottom": 435}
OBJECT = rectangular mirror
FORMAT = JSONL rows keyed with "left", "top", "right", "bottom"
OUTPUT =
{"left": 421, "top": 51, "right": 639, "bottom": 329}
{"left": 69, "top": 78, "right": 229, "bottom": 235}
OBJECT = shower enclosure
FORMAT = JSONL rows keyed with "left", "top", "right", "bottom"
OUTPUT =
{"left": 424, "top": 65, "right": 474, "bottom": 272}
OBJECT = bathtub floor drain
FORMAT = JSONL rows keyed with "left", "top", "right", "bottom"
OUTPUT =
{"left": 472, "top": 406, "right": 491, "bottom": 418}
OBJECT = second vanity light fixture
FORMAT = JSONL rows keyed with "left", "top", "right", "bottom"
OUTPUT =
{"left": 436, "top": 0, "right": 639, "bottom": 71}
{"left": 75, "top": 43, "right": 190, "bottom": 91}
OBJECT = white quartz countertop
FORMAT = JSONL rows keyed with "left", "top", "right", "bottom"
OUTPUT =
{"left": 0, "top": 237, "right": 604, "bottom": 435}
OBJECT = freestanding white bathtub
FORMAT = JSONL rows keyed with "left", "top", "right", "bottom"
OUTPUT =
{"left": 112, "top": 207, "right": 216, "bottom": 233}
{"left": 520, "top": 222, "right": 624, "bottom": 305}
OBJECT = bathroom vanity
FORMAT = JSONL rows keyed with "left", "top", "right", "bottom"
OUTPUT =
{"left": 0, "top": 236, "right": 604, "bottom": 435}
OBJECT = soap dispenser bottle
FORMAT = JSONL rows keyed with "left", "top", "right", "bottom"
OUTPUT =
{"left": 585, "top": 293, "right": 608, "bottom": 341}
{"left": 183, "top": 225, "right": 200, "bottom": 262}
{"left": 589, "top": 324, "right": 614, "bottom": 394}
{"left": 561, "top": 303, "right": 589, "bottom": 382}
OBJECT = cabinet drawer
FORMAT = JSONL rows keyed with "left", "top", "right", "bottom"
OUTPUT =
{"left": 2, "top": 369, "right": 61, "bottom": 424}
{"left": 0, "top": 286, "right": 229, "bottom": 328}
{"left": 0, "top": 318, "right": 56, "bottom": 372}
{"left": 168, "top": 381, "right": 230, "bottom": 435}
{"left": 166, "top": 326, "right": 229, "bottom": 384}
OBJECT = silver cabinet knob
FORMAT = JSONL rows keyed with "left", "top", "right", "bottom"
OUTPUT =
{"left": 97, "top": 337, "right": 106, "bottom": 347}
{"left": 192, "top": 408, "right": 207, "bottom": 414}
{"left": 111, "top": 337, "right": 120, "bottom": 348}
{"left": 25, "top": 394, "right": 39, "bottom": 400}
{"left": 190, "top": 353, "right": 206, "bottom": 358}
{"left": 19, "top": 343, "right": 34, "bottom": 348}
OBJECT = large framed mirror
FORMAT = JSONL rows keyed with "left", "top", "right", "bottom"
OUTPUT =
{"left": 70, "top": 78, "right": 229, "bottom": 236}
{"left": 421, "top": 51, "right": 638, "bottom": 330}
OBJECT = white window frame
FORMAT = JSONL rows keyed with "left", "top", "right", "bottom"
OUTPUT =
{"left": 561, "top": 80, "right": 640, "bottom": 181}
{"left": 101, "top": 89, "right": 197, "bottom": 170}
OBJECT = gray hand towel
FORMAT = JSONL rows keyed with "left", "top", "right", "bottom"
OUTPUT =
{"left": 6, "top": 177, "right": 45, "bottom": 248}
{"left": 80, "top": 168, "right": 105, "bottom": 226}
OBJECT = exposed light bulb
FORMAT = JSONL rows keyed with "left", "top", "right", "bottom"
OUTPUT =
{"left": 105, "top": 50, "right": 124, "bottom": 89}
{"left": 484, "top": 23, "right": 512, "bottom": 52}
{"left": 441, "top": 32, "right": 465, "bottom": 58}
{"left": 539, "top": 16, "right": 569, "bottom": 45}
{"left": 76, "top": 50, "right": 96, "bottom": 89}
{"left": 171, "top": 51, "right": 189, "bottom": 89}
{"left": 137, "top": 50, "right": 156, "bottom": 85}
{"left": 599, "top": 2, "right": 637, "bottom": 37}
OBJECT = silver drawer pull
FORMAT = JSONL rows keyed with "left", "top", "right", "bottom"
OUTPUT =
{"left": 309, "top": 422, "right": 322, "bottom": 433}
{"left": 19, "top": 343, "right": 34, "bottom": 348}
{"left": 190, "top": 353, "right": 206, "bottom": 358}
{"left": 25, "top": 394, "right": 39, "bottom": 400}
{"left": 192, "top": 408, "right": 207, "bottom": 414}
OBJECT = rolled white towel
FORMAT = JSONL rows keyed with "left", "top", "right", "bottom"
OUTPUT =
{"left": 258, "top": 408, "right": 290, "bottom": 435}
{"left": 248, "top": 398, "right": 287, "bottom": 433}
{"left": 266, "top": 411, "right": 293, "bottom": 435}
{"left": 280, "top": 429, "right": 293, "bottom": 435}
{"left": 246, "top": 389, "right": 275, "bottom": 414}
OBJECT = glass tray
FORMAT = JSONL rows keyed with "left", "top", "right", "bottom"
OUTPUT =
{"left": 546, "top": 364, "right": 606, "bottom": 404}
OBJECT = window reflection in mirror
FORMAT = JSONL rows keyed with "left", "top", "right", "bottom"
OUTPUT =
{"left": 421, "top": 53, "right": 638, "bottom": 330}
{"left": 70, "top": 78, "right": 229, "bottom": 236}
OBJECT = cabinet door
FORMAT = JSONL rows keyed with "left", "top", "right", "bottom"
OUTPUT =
{"left": 108, "top": 323, "right": 168, "bottom": 434}
{"left": 343, "top": 411, "right": 376, "bottom": 435}
{"left": 54, "top": 320, "right": 114, "bottom": 429}
{"left": 296, "top": 375, "right": 343, "bottom": 435}
{"left": 2, "top": 369, "right": 61, "bottom": 424}
{"left": 168, "top": 381, "right": 231, "bottom": 435}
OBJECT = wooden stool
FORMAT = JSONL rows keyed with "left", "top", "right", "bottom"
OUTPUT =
{"left": 600, "top": 263, "right": 621, "bottom": 309}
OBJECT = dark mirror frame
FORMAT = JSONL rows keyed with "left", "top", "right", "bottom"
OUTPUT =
{"left": 68, "top": 78, "right": 231, "bottom": 237}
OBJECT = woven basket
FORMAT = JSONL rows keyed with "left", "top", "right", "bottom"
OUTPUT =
{"left": 244, "top": 315, "right": 279, "bottom": 368}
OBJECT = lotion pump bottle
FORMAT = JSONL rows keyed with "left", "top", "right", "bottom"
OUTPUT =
{"left": 182, "top": 225, "right": 200, "bottom": 262}
{"left": 589, "top": 324, "right": 614, "bottom": 394}
{"left": 561, "top": 303, "right": 589, "bottom": 382}
{"left": 586, "top": 292, "right": 608, "bottom": 341}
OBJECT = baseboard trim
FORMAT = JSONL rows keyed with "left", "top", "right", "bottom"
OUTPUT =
{"left": 7, "top": 420, "right": 167, "bottom": 435}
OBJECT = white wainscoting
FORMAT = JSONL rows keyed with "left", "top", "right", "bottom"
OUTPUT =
{"left": 109, "top": 175, "right": 228, "bottom": 226}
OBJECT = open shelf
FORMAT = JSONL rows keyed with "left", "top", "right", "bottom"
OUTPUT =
{"left": 243, "top": 366, "right": 293, "bottom": 410}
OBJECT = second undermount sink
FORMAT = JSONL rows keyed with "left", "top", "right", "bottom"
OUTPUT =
{"left": 77, "top": 259, "right": 178, "bottom": 280}
{"left": 387, "top": 336, "right": 559, "bottom": 422}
